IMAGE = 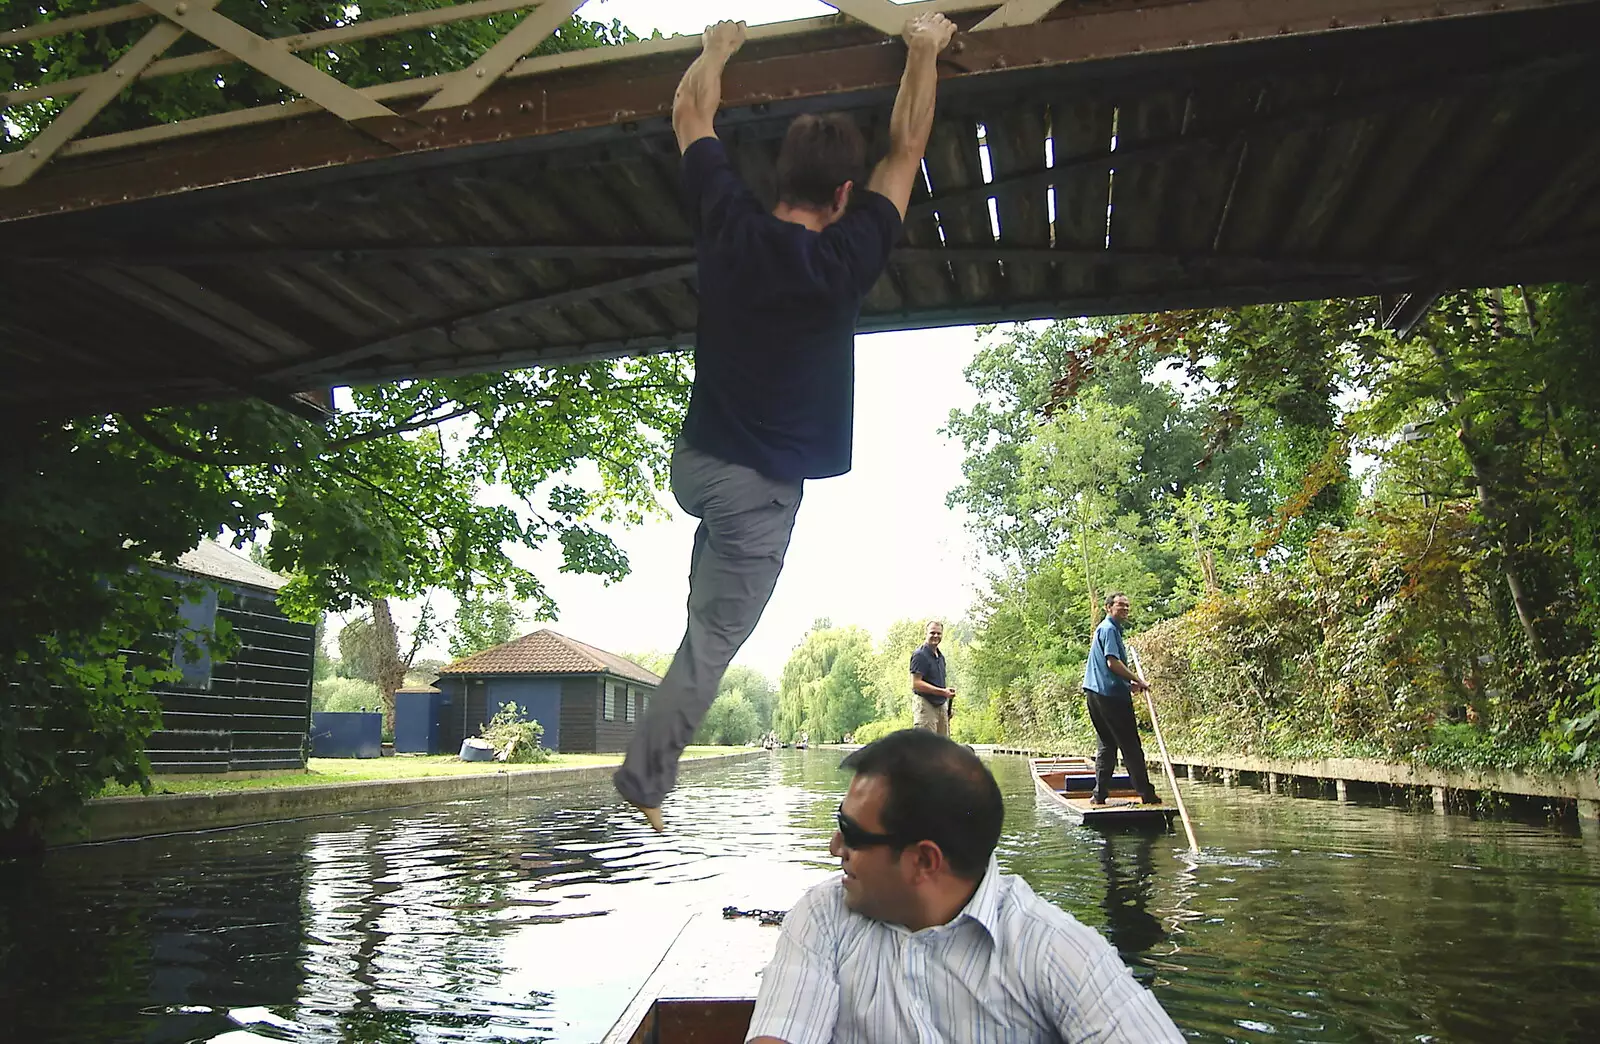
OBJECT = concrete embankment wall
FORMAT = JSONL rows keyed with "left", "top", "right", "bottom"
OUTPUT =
{"left": 982, "top": 745, "right": 1600, "bottom": 832}
{"left": 52, "top": 750, "right": 761, "bottom": 847}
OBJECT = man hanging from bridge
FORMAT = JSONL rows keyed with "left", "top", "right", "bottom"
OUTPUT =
{"left": 614, "top": 12, "right": 958, "bottom": 831}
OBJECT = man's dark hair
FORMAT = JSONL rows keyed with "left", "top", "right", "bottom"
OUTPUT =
{"left": 776, "top": 113, "right": 865, "bottom": 208}
{"left": 1104, "top": 591, "right": 1128, "bottom": 608}
{"left": 839, "top": 730, "right": 1004, "bottom": 878}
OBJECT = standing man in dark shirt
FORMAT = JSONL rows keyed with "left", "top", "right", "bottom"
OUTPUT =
{"left": 614, "top": 12, "right": 960, "bottom": 831}
{"left": 910, "top": 620, "right": 954, "bottom": 736}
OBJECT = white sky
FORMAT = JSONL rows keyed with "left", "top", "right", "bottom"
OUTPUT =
{"left": 376, "top": 2, "right": 992, "bottom": 679}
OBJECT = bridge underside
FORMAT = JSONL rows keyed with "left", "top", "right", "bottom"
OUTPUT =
{"left": 2, "top": 1, "right": 1598, "bottom": 417}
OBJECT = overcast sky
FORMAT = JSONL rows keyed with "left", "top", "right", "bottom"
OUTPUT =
{"left": 368, "top": 1, "right": 994, "bottom": 680}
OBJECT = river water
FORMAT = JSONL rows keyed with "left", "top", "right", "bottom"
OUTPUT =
{"left": 2, "top": 751, "right": 1597, "bottom": 1043}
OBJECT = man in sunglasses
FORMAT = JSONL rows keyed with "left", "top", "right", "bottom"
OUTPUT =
{"left": 747, "top": 730, "right": 1181, "bottom": 1043}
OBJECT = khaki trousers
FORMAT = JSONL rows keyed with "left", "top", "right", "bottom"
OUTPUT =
{"left": 913, "top": 695, "right": 949, "bottom": 737}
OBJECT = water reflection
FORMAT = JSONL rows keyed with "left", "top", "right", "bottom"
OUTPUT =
{"left": 2, "top": 751, "right": 1599, "bottom": 1043}
{"left": 1098, "top": 830, "right": 1166, "bottom": 960}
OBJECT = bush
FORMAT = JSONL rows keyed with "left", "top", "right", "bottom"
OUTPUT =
{"left": 313, "top": 676, "right": 382, "bottom": 713}
{"left": 481, "top": 703, "right": 551, "bottom": 763}
{"left": 951, "top": 697, "right": 1003, "bottom": 745}
{"left": 853, "top": 716, "right": 913, "bottom": 744}
{"left": 694, "top": 692, "right": 761, "bottom": 745}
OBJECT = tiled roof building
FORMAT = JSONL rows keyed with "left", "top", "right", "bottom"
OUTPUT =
{"left": 433, "top": 629, "right": 660, "bottom": 755}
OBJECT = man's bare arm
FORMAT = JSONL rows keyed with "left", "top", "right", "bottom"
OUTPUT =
{"left": 866, "top": 13, "right": 957, "bottom": 217}
{"left": 1107, "top": 656, "right": 1149, "bottom": 692}
{"left": 912, "top": 672, "right": 954, "bottom": 699}
{"left": 672, "top": 20, "right": 747, "bottom": 153}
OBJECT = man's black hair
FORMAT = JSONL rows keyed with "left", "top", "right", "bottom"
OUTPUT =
{"left": 776, "top": 113, "right": 866, "bottom": 208}
{"left": 839, "top": 729, "right": 1004, "bottom": 879}
{"left": 1104, "top": 591, "right": 1128, "bottom": 608}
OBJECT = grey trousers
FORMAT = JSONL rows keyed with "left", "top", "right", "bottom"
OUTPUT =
{"left": 614, "top": 441, "right": 803, "bottom": 809}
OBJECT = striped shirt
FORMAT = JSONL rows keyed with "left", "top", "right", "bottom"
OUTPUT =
{"left": 746, "top": 858, "right": 1182, "bottom": 1044}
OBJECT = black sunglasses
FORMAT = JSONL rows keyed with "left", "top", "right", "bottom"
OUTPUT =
{"left": 835, "top": 803, "right": 908, "bottom": 850}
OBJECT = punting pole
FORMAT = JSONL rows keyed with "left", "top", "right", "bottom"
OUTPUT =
{"left": 1129, "top": 646, "right": 1199, "bottom": 853}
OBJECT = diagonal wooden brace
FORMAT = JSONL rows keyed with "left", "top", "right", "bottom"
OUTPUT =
{"left": 0, "top": 11, "right": 203, "bottom": 188}
{"left": 421, "top": 0, "right": 588, "bottom": 111}
{"left": 139, "top": 0, "right": 402, "bottom": 130}
{"left": 972, "top": 0, "right": 1065, "bottom": 31}
{"left": 825, "top": 0, "right": 915, "bottom": 36}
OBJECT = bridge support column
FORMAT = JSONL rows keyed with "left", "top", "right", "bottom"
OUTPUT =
{"left": 1579, "top": 800, "right": 1600, "bottom": 836}
{"left": 1335, "top": 779, "right": 1349, "bottom": 802}
{"left": 1222, "top": 769, "right": 1236, "bottom": 787}
{"left": 1433, "top": 786, "right": 1449, "bottom": 815}
{"left": 1267, "top": 772, "right": 1279, "bottom": 795}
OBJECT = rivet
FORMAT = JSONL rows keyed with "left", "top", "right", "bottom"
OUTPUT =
{"left": 175, "top": 1, "right": 188, "bottom": 12}
{"left": 1329, "top": 17, "right": 1342, "bottom": 27}
{"left": 475, "top": 68, "right": 486, "bottom": 78}
{"left": 461, "top": 109, "right": 474, "bottom": 121}
{"left": 28, "top": 148, "right": 39, "bottom": 157}
{"left": 486, "top": 106, "right": 500, "bottom": 117}
{"left": 518, "top": 101, "right": 531, "bottom": 112}
{"left": 116, "top": 69, "right": 126, "bottom": 77}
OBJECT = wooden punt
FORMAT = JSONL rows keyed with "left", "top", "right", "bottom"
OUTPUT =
{"left": 1030, "top": 757, "right": 1177, "bottom": 830}
{"left": 602, "top": 910, "right": 775, "bottom": 1044}
{"left": 619, "top": 998, "right": 754, "bottom": 1043}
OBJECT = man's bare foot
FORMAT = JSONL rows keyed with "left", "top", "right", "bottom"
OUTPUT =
{"left": 632, "top": 803, "right": 665, "bottom": 833}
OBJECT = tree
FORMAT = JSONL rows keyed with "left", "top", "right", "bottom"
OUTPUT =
{"left": 957, "top": 288, "right": 1600, "bottom": 770}
{"left": 774, "top": 624, "right": 877, "bottom": 742}
{"left": 448, "top": 590, "right": 524, "bottom": 660}
{"left": 0, "top": 6, "right": 674, "bottom": 851}
{"left": 694, "top": 692, "right": 760, "bottom": 745}
{"left": 718, "top": 664, "right": 777, "bottom": 731}
{"left": 338, "top": 599, "right": 437, "bottom": 732}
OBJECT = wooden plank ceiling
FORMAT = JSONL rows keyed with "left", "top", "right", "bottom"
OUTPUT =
{"left": 1, "top": 0, "right": 1598, "bottom": 418}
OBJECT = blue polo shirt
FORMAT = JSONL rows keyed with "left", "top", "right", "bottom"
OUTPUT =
{"left": 678, "top": 137, "right": 902, "bottom": 481}
{"left": 1082, "top": 616, "right": 1130, "bottom": 699}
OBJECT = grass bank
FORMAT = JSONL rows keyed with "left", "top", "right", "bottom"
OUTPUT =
{"left": 99, "top": 747, "right": 736, "bottom": 798}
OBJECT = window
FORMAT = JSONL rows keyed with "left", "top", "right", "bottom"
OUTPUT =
{"left": 603, "top": 680, "right": 617, "bottom": 721}
{"left": 624, "top": 685, "right": 637, "bottom": 723}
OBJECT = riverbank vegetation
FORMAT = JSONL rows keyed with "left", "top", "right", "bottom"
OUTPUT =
{"left": 899, "top": 285, "right": 1598, "bottom": 773}
{"left": 736, "top": 286, "right": 1600, "bottom": 777}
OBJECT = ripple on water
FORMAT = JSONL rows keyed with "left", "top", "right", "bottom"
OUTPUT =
{"left": 2, "top": 753, "right": 1598, "bottom": 1043}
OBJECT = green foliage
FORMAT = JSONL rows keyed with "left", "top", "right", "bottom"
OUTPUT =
{"left": 448, "top": 590, "right": 523, "bottom": 659}
{"left": 623, "top": 649, "right": 675, "bottom": 677}
{"left": 337, "top": 614, "right": 383, "bottom": 684}
{"left": 852, "top": 716, "right": 912, "bottom": 744}
{"left": 312, "top": 676, "right": 383, "bottom": 714}
{"left": 960, "top": 287, "right": 1600, "bottom": 773}
{"left": 781, "top": 618, "right": 992, "bottom": 744}
{"left": 718, "top": 665, "right": 777, "bottom": 732}
{"left": 774, "top": 624, "right": 878, "bottom": 743}
{"left": 480, "top": 703, "right": 551, "bottom": 764}
{"left": 694, "top": 692, "right": 760, "bottom": 745}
